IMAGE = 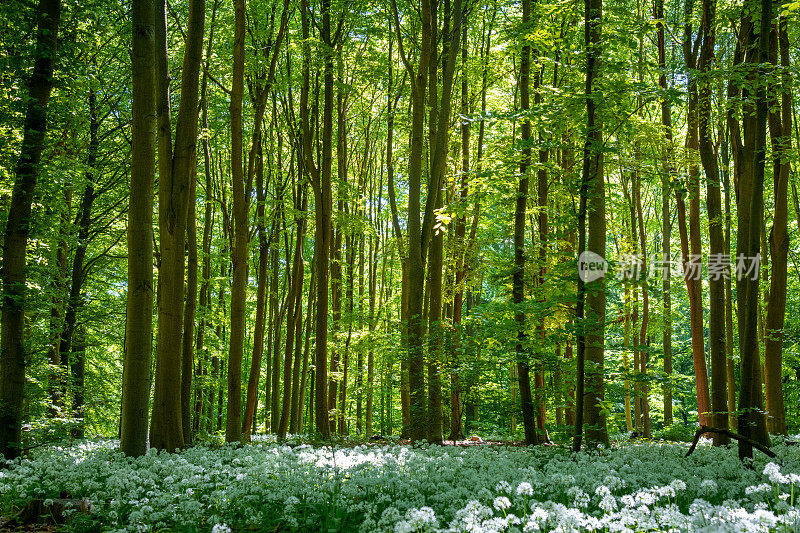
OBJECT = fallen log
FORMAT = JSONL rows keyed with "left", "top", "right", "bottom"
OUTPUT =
{"left": 685, "top": 425, "right": 778, "bottom": 460}
{"left": 14, "top": 498, "right": 92, "bottom": 525}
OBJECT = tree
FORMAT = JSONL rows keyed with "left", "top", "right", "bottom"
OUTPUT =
{"left": 737, "top": 0, "right": 772, "bottom": 460}
{"left": 0, "top": 0, "right": 61, "bottom": 461}
{"left": 225, "top": 0, "right": 247, "bottom": 444}
{"left": 514, "top": 0, "right": 538, "bottom": 447}
{"left": 392, "top": 0, "right": 461, "bottom": 444}
{"left": 678, "top": 0, "right": 712, "bottom": 428}
{"left": 574, "top": 0, "right": 608, "bottom": 450}
{"left": 303, "top": 0, "right": 332, "bottom": 439}
{"left": 763, "top": 12, "right": 791, "bottom": 436}
{"left": 697, "top": 0, "right": 728, "bottom": 444}
{"left": 654, "top": 0, "right": 673, "bottom": 428}
{"left": 150, "top": 0, "right": 205, "bottom": 452}
{"left": 120, "top": 0, "right": 154, "bottom": 457}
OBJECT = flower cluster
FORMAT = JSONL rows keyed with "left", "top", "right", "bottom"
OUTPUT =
{"left": 3, "top": 437, "right": 800, "bottom": 531}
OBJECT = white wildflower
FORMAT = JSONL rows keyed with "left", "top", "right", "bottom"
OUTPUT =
{"left": 517, "top": 482, "right": 534, "bottom": 496}
{"left": 493, "top": 496, "right": 511, "bottom": 510}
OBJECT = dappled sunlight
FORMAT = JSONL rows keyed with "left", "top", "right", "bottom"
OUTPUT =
{"left": 4, "top": 439, "right": 800, "bottom": 531}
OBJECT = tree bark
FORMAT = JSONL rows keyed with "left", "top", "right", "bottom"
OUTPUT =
{"left": 119, "top": 0, "right": 152, "bottom": 457}
{"left": 514, "top": 0, "right": 539, "bottom": 447}
{"left": 764, "top": 15, "right": 790, "bottom": 436}
{"left": 655, "top": 0, "right": 673, "bottom": 427}
{"left": 278, "top": 186, "right": 307, "bottom": 439}
{"left": 678, "top": 0, "right": 711, "bottom": 428}
{"left": 0, "top": 0, "right": 61, "bottom": 460}
{"left": 242, "top": 142, "right": 270, "bottom": 440}
{"left": 698, "top": 0, "right": 729, "bottom": 445}
{"left": 305, "top": 0, "right": 332, "bottom": 439}
{"left": 737, "top": 0, "right": 772, "bottom": 461}
{"left": 225, "top": 0, "right": 250, "bottom": 444}
{"left": 181, "top": 172, "right": 198, "bottom": 445}
{"left": 573, "top": 0, "right": 608, "bottom": 450}
{"left": 150, "top": 0, "right": 204, "bottom": 452}
{"left": 60, "top": 90, "right": 99, "bottom": 439}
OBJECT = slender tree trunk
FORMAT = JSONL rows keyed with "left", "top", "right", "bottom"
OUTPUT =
{"left": 225, "top": 0, "right": 246, "bottom": 444}
{"left": 193, "top": 0, "right": 218, "bottom": 438}
{"left": 764, "top": 15, "right": 790, "bottom": 436}
{"left": 427, "top": 190, "right": 444, "bottom": 445}
{"left": 270, "top": 223, "right": 285, "bottom": 434}
{"left": 279, "top": 188, "right": 307, "bottom": 439}
{"left": 60, "top": 90, "right": 98, "bottom": 434}
{"left": 634, "top": 167, "right": 651, "bottom": 436}
{"left": 678, "top": 0, "right": 712, "bottom": 428}
{"left": 242, "top": 144, "right": 269, "bottom": 440}
{"left": 0, "top": 0, "right": 61, "bottom": 460}
{"left": 69, "top": 328, "right": 86, "bottom": 438}
{"left": 574, "top": 0, "right": 607, "bottom": 450}
{"left": 384, "top": 23, "right": 409, "bottom": 437}
{"left": 698, "top": 0, "right": 728, "bottom": 444}
{"left": 722, "top": 133, "right": 736, "bottom": 431}
{"left": 356, "top": 234, "right": 366, "bottom": 434}
{"left": 655, "top": 0, "right": 673, "bottom": 427}
{"left": 181, "top": 172, "right": 198, "bottom": 445}
{"left": 514, "top": 0, "right": 538, "bottom": 447}
{"left": 49, "top": 185, "right": 71, "bottom": 417}
{"left": 534, "top": 60, "right": 549, "bottom": 438}
{"left": 338, "top": 232, "right": 355, "bottom": 436}
{"left": 366, "top": 229, "right": 382, "bottom": 437}
{"left": 267, "top": 236, "right": 280, "bottom": 432}
{"left": 307, "top": 0, "right": 332, "bottom": 439}
{"left": 298, "top": 264, "right": 315, "bottom": 432}
{"left": 400, "top": 0, "right": 432, "bottom": 442}
{"left": 119, "top": 0, "right": 151, "bottom": 457}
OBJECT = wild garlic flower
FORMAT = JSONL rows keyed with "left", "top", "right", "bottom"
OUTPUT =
{"left": 517, "top": 482, "right": 534, "bottom": 496}
{"left": 493, "top": 496, "right": 511, "bottom": 511}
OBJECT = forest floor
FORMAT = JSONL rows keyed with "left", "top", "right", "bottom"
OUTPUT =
{"left": 2, "top": 435, "right": 800, "bottom": 532}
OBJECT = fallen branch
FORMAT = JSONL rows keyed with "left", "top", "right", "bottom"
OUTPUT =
{"left": 685, "top": 425, "right": 778, "bottom": 460}
{"left": 14, "top": 498, "right": 92, "bottom": 525}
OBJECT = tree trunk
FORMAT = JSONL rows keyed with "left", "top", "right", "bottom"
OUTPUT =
{"left": 270, "top": 221, "right": 285, "bottom": 433}
{"left": 737, "top": 0, "right": 772, "bottom": 460}
{"left": 298, "top": 264, "right": 315, "bottom": 432}
{"left": 0, "top": 0, "right": 60, "bottom": 460}
{"left": 181, "top": 172, "right": 198, "bottom": 445}
{"left": 119, "top": 0, "right": 151, "bottom": 457}
{"left": 49, "top": 186, "right": 71, "bottom": 418}
{"left": 677, "top": 0, "right": 712, "bottom": 428}
{"left": 306, "top": 0, "right": 333, "bottom": 439}
{"left": 574, "top": 0, "right": 607, "bottom": 450}
{"left": 279, "top": 187, "right": 307, "bottom": 439}
{"left": 224, "top": 0, "right": 246, "bottom": 444}
{"left": 59, "top": 89, "right": 98, "bottom": 437}
{"left": 634, "top": 166, "right": 651, "bottom": 437}
{"left": 698, "top": 0, "right": 729, "bottom": 444}
{"left": 514, "top": 0, "right": 538, "bottom": 447}
{"left": 242, "top": 143, "right": 270, "bottom": 440}
{"left": 151, "top": 0, "right": 204, "bottom": 452}
{"left": 764, "top": 15, "right": 790, "bottom": 436}
{"left": 400, "top": 0, "right": 433, "bottom": 443}
{"left": 427, "top": 189, "right": 444, "bottom": 445}
{"left": 70, "top": 328, "right": 86, "bottom": 439}
{"left": 654, "top": 0, "right": 674, "bottom": 428}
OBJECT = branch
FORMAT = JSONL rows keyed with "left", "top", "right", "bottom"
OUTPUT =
{"left": 685, "top": 425, "right": 778, "bottom": 461}
{"left": 204, "top": 65, "right": 231, "bottom": 95}
{"left": 389, "top": 0, "right": 414, "bottom": 76}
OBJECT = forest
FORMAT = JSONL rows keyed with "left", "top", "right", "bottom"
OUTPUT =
{"left": 1, "top": 0, "right": 800, "bottom": 528}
